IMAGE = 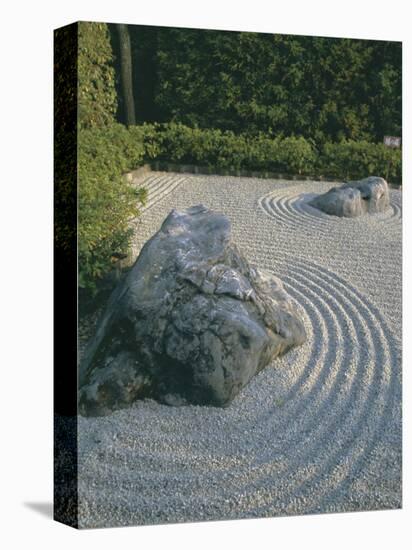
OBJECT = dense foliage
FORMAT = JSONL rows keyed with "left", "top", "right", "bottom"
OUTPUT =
{"left": 78, "top": 22, "right": 117, "bottom": 129}
{"left": 78, "top": 124, "right": 148, "bottom": 291}
{"left": 153, "top": 123, "right": 316, "bottom": 174}
{"left": 54, "top": 24, "right": 77, "bottom": 264}
{"left": 125, "top": 27, "right": 401, "bottom": 144}
{"left": 77, "top": 23, "right": 148, "bottom": 291}
{"left": 139, "top": 122, "right": 401, "bottom": 182}
{"left": 79, "top": 121, "right": 401, "bottom": 189}
{"left": 319, "top": 140, "right": 401, "bottom": 181}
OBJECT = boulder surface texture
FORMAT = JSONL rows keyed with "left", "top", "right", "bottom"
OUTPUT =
{"left": 309, "top": 176, "right": 390, "bottom": 217}
{"left": 79, "top": 205, "right": 306, "bottom": 416}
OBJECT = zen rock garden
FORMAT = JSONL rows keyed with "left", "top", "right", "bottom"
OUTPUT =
{"left": 309, "top": 176, "right": 390, "bottom": 217}
{"left": 79, "top": 205, "right": 306, "bottom": 416}
{"left": 78, "top": 175, "right": 392, "bottom": 417}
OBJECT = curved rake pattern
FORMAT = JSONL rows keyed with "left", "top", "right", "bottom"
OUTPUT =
{"left": 258, "top": 185, "right": 402, "bottom": 235}
{"left": 139, "top": 173, "right": 188, "bottom": 211}
{"left": 78, "top": 175, "right": 401, "bottom": 527}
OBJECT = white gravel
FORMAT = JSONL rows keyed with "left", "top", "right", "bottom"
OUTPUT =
{"left": 78, "top": 173, "right": 402, "bottom": 528}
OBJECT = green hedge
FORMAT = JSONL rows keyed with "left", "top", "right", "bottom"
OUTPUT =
{"left": 78, "top": 124, "right": 148, "bottom": 291}
{"left": 319, "top": 140, "right": 402, "bottom": 182}
{"left": 154, "top": 123, "right": 316, "bottom": 174}
{"left": 247, "top": 134, "right": 316, "bottom": 174}
{"left": 149, "top": 123, "right": 400, "bottom": 182}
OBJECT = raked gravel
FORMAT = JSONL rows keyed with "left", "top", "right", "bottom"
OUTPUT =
{"left": 78, "top": 173, "right": 402, "bottom": 528}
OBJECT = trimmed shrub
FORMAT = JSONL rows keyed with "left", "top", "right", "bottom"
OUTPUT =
{"left": 151, "top": 123, "right": 317, "bottom": 174}
{"left": 78, "top": 124, "right": 147, "bottom": 292}
{"left": 247, "top": 135, "right": 316, "bottom": 174}
{"left": 154, "top": 123, "right": 222, "bottom": 166}
{"left": 319, "top": 140, "right": 401, "bottom": 183}
{"left": 128, "top": 123, "right": 163, "bottom": 160}
{"left": 146, "top": 123, "right": 400, "bottom": 182}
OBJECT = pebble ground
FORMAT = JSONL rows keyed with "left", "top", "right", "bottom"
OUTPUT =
{"left": 78, "top": 173, "right": 402, "bottom": 528}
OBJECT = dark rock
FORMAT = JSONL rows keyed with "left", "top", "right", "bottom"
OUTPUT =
{"left": 309, "top": 176, "right": 390, "bottom": 217}
{"left": 79, "top": 205, "right": 306, "bottom": 416}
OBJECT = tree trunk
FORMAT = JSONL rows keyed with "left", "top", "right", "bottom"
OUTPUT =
{"left": 116, "top": 23, "right": 136, "bottom": 126}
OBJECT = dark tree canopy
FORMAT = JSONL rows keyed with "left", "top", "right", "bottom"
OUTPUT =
{"left": 120, "top": 26, "right": 401, "bottom": 143}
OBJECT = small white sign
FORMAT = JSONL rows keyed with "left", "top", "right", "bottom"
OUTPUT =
{"left": 383, "top": 136, "right": 401, "bottom": 148}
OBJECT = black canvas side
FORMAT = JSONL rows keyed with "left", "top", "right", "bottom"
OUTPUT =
{"left": 53, "top": 22, "right": 79, "bottom": 529}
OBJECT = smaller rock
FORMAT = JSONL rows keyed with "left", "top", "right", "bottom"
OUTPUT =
{"left": 309, "top": 176, "right": 390, "bottom": 217}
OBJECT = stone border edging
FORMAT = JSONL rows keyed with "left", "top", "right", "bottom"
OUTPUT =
{"left": 149, "top": 160, "right": 341, "bottom": 183}
{"left": 125, "top": 162, "right": 401, "bottom": 188}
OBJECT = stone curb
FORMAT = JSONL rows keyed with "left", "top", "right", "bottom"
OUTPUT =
{"left": 125, "top": 162, "right": 401, "bottom": 188}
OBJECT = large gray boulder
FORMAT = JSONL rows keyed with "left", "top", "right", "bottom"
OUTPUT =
{"left": 309, "top": 176, "right": 390, "bottom": 217}
{"left": 79, "top": 205, "right": 306, "bottom": 416}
